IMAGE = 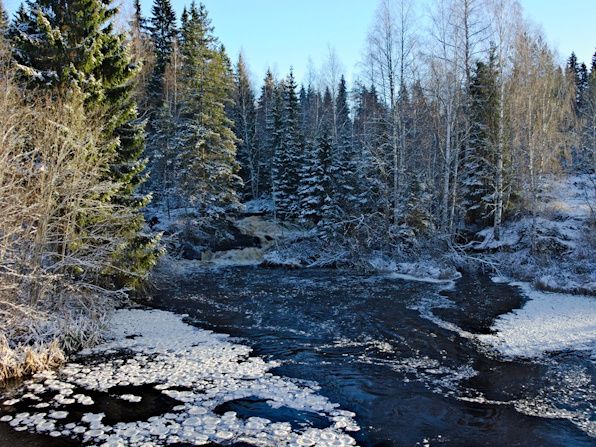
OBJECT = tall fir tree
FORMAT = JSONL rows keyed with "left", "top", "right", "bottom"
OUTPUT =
{"left": 463, "top": 54, "right": 500, "bottom": 227}
{"left": 255, "top": 69, "right": 277, "bottom": 195}
{"left": 10, "top": 0, "right": 161, "bottom": 286}
{"left": 332, "top": 75, "right": 358, "bottom": 219}
{"left": 133, "top": 0, "right": 149, "bottom": 33}
{"left": 580, "top": 51, "right": 596, "bottom": 171}
{"left": 7, "top": 4, "right": 30, "bottom": 42}
{"left": 129, "top": 0, "right": 154, "bottom": 116}
{"left": 273, "top": 70, "right": 303, "bottom": 219}
{"left": 353, "top": 84, "right": 389, "bottom": 216}
{"left": 299, "top": 126, "right": 332, "bottom": 225}
{"left": 232, "top": 54, "right": 258, "bottom": 199}
{"left": 148, "top": 0, "right": 177, "bottom": 113}
{"left": 176, "top": 2, "right": 240, "bottom": 215}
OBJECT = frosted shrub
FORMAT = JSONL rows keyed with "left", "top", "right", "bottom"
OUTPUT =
{"left": 0, "top": 65, "right": 130, "bottom": 380}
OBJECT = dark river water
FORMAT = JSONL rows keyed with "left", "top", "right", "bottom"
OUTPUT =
{"left": 1, "top": 267, "right": 594, "bottom": 446}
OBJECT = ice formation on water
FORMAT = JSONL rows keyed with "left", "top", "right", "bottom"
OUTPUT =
{"left": 0, "top": 309, "right": 360, "bottom": 446}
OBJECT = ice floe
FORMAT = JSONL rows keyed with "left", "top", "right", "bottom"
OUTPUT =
{"left": 0, "top": 308, "right": 360, "bottom": 446}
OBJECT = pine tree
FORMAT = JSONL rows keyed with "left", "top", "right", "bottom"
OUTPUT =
{"left": 10, "top": 0, "right": 161, "bottom": 287}
{"left": 176, "top": 2, "right": 240, "bottom": 216}
{"left": 148, "top": 0, "right": 177, "bottom": 113}
{"left": 232, "top": 54, "right": 258, "bottom": 199}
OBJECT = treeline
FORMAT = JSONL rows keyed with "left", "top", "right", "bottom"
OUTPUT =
{"left": 138, "top": 0, "right": 594, "bottom": 253}
{"left": 0, "top": 0, "right": 594, "bottom": 301}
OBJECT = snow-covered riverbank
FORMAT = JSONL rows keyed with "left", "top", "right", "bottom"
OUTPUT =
{"left": 469, "top": 174, "right": 596, "bottom": 295}
{"left": 477, "top": 280, "right": 596, "bottom": 359}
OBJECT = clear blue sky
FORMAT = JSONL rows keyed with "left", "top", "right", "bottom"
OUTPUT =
{"left": 5, "top": 0, "right": 595, "bottom": 86}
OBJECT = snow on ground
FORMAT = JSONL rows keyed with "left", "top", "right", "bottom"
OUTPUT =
{"left": 1, "top": 309, "right": 360, "bottom": 446}
{"left": 470, "top": 174, "right": 596, "bottom": 295}
{"left": 543, "top": 174, "right": 595, "bottom": 219}
{"left": 478, "top": 281, "right": 596, "bottom": 358}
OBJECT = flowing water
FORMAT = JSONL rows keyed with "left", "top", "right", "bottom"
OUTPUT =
{"left": 1, "top": 267, "right": 594, "bottom": 446}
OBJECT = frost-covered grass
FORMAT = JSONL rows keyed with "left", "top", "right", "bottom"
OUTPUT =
{"left": 477, "top": 281, "right": 596, "bottom": 358}
{"left": 0, "top": 289, "right": 113, "bottom": 382}
{"left": 1, "top": 308, "right": 360, "bottom": 446}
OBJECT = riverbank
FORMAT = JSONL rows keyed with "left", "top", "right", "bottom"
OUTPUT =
{"left": 146, "top": 174, "right": 595, "bottom": 294}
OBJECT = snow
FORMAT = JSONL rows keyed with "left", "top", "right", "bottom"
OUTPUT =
{"left": 368, "top": 257, "right": 461, "bottom": 284}
{"left": 543, "top": 174, "right": 594, "bottom": 219}
{"left": 478, "top": 281, "right": 596, "bottom": 358}
{"left": 243, "top": 198, "right": 275, "bottom": 214}
{"left": 2, "top": 309, "right": 360, "bottom": 446}
{"left": 470, "top": 173, "right": 596, "bottom": 295}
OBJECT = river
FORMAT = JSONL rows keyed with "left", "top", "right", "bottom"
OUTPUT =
{"left": 0, "top": 267, "right": 594, "bottom": 446}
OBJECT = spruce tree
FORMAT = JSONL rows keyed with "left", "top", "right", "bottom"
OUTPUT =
{"left": 579, "top": 51, "right": 596, "bottom": 171}
{"left": 133, "top": 0, "right": 149, "bottom": 33}
{"left": 300, "top": 125, "right": 333, "bottom": 225}
{"left": 149, "top": 101, "right": 179, "bottom": 214}
{"left": 300, "top": 84, "right": 322, "bottom": 162}
{"left": 232, "top": 54, "right": 258, "bottom": 199}
{"left": 353, "top": 84, "right": 389, "bottom": 216}
{"left": 7, "top": 4, "right": 30, "bottom": 42}
{"left": 148, "top": 0, "right": 177, "bottom": 113}
{"left": 332, "top": 76, "right": 358, "bottom": 218}
{"left": 255, "top": 69, "right": 277, "bottom": 195}
{"left": 129, "top": 0, "right": 154, "bottom": 115}
{"left": 273, "top": 70, "right": 303, "bottom": 219}
{"left": 177, "top": 2, "right": 240, "bottom": 216}
{"left": 463, "top": 55, "right": 500, "bottom": 227}
{"left": 10, "top": 0, "right": 160, "bottom": 287}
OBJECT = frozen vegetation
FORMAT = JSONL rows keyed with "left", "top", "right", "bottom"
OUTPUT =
{"left": 0, "top": 0, "right": 595, "bottom": 444}
{"left": 468, "top": 174, "right": 596, "bottom": 295}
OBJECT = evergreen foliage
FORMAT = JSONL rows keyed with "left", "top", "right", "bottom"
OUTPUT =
{"left": 464, "top": 53, "right": 500, "bottom": 226}
{"left": 176, "top": 2, "right": 240, "bottom": 215}
{"left": 255, "top": 69, "right": 277, "bottom": 195}
{"left": 10, "top": 0, "right": 161, "bottom": 287}
{"left": 272, "top": 71, "right": 303, "bottom": 219}
{"left": 148, "top": 0, "right": 177, "bottom": 113}
{"left": 231, "top": 54, "right": 258, "bottom": 198}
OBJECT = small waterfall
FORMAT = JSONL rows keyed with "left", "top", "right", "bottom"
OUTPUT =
{"left": 201, "top": 216, "right": 286, "bottom": 266}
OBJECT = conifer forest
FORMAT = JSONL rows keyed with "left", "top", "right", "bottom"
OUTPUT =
{"left": 0, "top": 1, "right": 594, "bottom": 446}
